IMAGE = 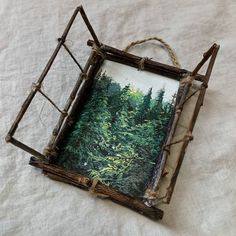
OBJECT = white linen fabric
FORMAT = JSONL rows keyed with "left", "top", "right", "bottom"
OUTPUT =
{"left": 0, "top": 1, "right": 235, "bottom": 235}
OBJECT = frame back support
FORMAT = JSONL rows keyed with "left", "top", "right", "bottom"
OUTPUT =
{"left": 154, "top": 44, "right": 220, "bottom": 204}
{"left": 5, "top": 6, "right": 101, "bottom": 160}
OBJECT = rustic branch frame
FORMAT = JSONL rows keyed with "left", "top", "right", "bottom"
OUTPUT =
{"left": 6, "top": 5, "right": 219, "bottom": 220}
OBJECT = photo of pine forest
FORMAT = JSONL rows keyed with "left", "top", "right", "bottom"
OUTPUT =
{"left": 56, "top": 64, "right": 177, "bottom": 198}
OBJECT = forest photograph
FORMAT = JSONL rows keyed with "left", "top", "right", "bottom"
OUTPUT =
{"left": 56, "top": 61, "right": 179, "bottom": 198}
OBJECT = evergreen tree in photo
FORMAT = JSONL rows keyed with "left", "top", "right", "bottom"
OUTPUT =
{"left": 149, "top": 88, "right": 165, "bottom": 120}
{"left": 135, "top": 88, "right": 152, "bottom": 124}
{"left": 56, "top": 72, "right": 176, "bottom": 198}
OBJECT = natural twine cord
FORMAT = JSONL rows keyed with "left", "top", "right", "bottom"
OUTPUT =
{"left": 163, "top": 131, "right": 194, "bottom": 150}
{"left": 123, "top": 36, "right": 181, "bottom": 68}
{"left": 80, "top": 72, "right": 88, "bottom": 81}
{"left": 89, "top": 179, "right": 109, "bottom": 198}
{"left": 92, "top": 43, "right": 105, "bottom": 59}
{"left": 138, "top": 57, "right": 149, "bottom": 70}
{"left": 43, "top": 146, "right": 58, "bottom": 157}
{"left": 180, "top": 75, "right": 194, "bottom": 86}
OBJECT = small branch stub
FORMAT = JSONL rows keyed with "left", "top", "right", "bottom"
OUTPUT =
{"left": 5, "top": 134, "right": 12, "bottom": 143}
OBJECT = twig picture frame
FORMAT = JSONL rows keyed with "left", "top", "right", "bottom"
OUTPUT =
{"left": 6, "top": 6, "right": 219, "bottom": 220}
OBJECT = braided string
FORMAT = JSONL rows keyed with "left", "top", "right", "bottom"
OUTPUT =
{"left": 123, "top": 36, "right": 181, "bottom": 68}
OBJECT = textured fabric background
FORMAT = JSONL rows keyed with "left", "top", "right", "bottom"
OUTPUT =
{"left": 0, "top": 1, "right": 236, "bottom": 235}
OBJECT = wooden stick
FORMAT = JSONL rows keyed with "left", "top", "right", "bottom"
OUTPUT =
{"left": 79, "top": 6, "right": 100, "bottom": 47}
{"left": 37, "top": 89, "right": 66, "bottom": 115}
{"left": 105, "top": 53, "right": 181, "bottom": 80}
{"left": 190, "top": 44, "right": 220, "bottom": 127}
{"left": 191, "top": 43, "right": 218, "bottom": 76}
{"left": 87, "top": 39, "right": 205, "bottom": 82}
{"left": 29, "top": 157, "right": 164, "bottom": 220}
{"left": 8, "top": 137, "right": 47, "bottom": 161}
{"left": 62, "top": 42, "right": 84, "bottom": 72}
{"left": 164, "top": 44, "right": 220, "bottom": 203}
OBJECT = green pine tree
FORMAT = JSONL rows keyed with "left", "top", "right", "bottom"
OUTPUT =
{"left": 135, "top": 88, "right": 152, "bottom": 124}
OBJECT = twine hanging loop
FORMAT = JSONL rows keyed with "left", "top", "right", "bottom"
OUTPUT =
{"left": 123, "top": 36, "right": 181, "bottom": 68}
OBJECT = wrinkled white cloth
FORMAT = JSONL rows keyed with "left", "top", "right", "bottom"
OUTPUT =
{"left": 0, "top": 1, "right": 236, "bottom": 235}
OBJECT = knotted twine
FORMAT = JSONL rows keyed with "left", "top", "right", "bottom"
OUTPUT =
{"left": 123, "top": 36, "right": 181, "bottom": 69}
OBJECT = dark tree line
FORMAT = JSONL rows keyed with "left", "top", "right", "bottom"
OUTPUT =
{"left": 56, "top": 72, "right": 175, "bottom": 197}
